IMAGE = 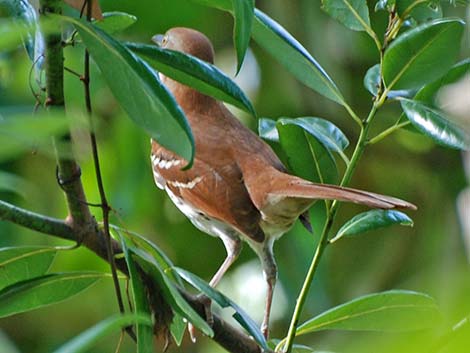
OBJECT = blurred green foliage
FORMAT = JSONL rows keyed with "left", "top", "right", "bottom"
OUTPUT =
{"left": 0, "top": 1, "right": 469, "bottom": 352}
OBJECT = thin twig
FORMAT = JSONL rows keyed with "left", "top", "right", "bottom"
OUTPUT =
{"left": 81, "top": 0, "right": 133, "bottom": 341}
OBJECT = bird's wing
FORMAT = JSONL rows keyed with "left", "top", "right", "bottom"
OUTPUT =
{"left": 151, "top": 141, "right": 265, "bottom": 242}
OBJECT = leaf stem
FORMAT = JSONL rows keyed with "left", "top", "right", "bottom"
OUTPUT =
{"left": 369, "top": 120, "right": 411, "bottom": 145}
{"left": 282, "top": 213, "right": 333, "bottom": 353}
{"left": 343, "top": 102, "right": 363, "bottom": 128}
{"left": 81, "top": 0, "right": 134, "bottom": 342}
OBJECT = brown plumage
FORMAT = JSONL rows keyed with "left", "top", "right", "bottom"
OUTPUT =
{"left": 150, "top": 27, "right": 416, "bottom": 339}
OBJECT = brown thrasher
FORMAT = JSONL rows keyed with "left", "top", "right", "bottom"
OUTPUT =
{"left": 150, "top": 27, "right": 416, "bottom": 338}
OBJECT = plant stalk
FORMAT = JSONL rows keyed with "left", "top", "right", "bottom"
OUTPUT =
{"left": 282, "top": 100, "right": 382, "bottom": 353}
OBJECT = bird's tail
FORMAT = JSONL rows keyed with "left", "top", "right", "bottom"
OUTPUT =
{"left": 239, "top": 159, "right": 416, "bottom": 213}
{"left": 269, "top": 178, "right": 417, "bottom": 210}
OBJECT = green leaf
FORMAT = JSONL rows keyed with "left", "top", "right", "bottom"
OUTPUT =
{"left": 126, "top": 43, "right": 255, "bottom": 115}
{"left": 174, "top": 267, "right": 269, "bottom": 351}
{"left": 131, "top": 248, "right": 213, "bottom": 337}
{"left": 119, "top": 235, "right": 154, "bottom": 353}
{"left": 276, "top": 119, "right": 339, "bottom": 184}
{"left": 258, "top": 117, "right": 279, "bottom": 142}
{"left": 322, "top": 0, "right": 371, "bottom": 32}
{"left": 280, "top": 117, "right": 349, "bottom": 153}
{"left": 364, "top": 64, "right": 416, "bottom": 98}
{"left": 191, "top": 0, "right": 232, "bottom": 11}
{"left": 401, "top": 98, "right": 470, "bottom": 150}
{"left": 0, "top": 113, "right": 71, "bottom": 161}
{"left": 52, "top": 314, "right": 153, "bottom": 353}
{"left": 414, "top": 59, "right": 470, "bottom": 104}
{"left": 0, "top": 246, "right": 56, "bottom": 291}
{"left": 330, "top": 210, "right": 413, "bottom": 243}
{"left": 374, "top": 0, "right": 395, "bottom": 12}
{"left": 364, "top": 64, "right": 381, "bottom": 96}
{"left": 396, "top": 59, "right": 470, "bottom": 127}
{"left": 169, "top": 313, "right": 187, "bottom": 346}
{"left": 191, "top": 2, "right": 346, "bottom": 106}
{"left": 232, "top": 0, "right": 254, "bottom": 73}
{"left": 0, "top": 272, "right": 103, "bottom": 318}
{"left": 113, "top": 226, "right": 187, "bottom": 345}
{"left": 297, "top": 290, "right": 441, "bottom": 334}
{"left": 396, "top": 0, "right": 443, "bottom": 23}
{"left": 94, "top": 11, "right": 137, "bottom": 34}
{"left": 252, "top": 9, "right": 345, "bottom": 105}
{"left": 382, "top": 18, "right": 465, "bottom": 90}
{"left": 59, "top": 15, "right": 195, "bottom": 165}
{"left": 111, "top": 225, "right": 183, "bottom": 286}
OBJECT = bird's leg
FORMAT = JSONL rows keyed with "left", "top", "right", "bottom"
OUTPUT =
{"left": 259, "top": 239, "right": 277, "bottom": 339}
{"left": 188, "top": 235, "right": 242, "bottom": 341}
{"left": 209, "top": 235, "right": 242, "bottom": 287}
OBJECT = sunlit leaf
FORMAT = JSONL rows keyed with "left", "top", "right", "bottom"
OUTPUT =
{"left": 126, "top": 43, "right": 255, "bottom": 115}
{"left": 279, "top": 117, "right": 349, "bottom": 153}
{"left": 322, "top": 0, "right": 371, "bottom": 32}
{"left": 297, "top": 290, "right": 441, "bottom": 334}
{"left": 52, "top": 314, "right": 152, "bottom": 353}
{"left": 174, "top": 267, "right": 269, "bottom": 350}
{"left": 383, "top": 18, "right": 464, "bottom": 90}
{"left": 94, "top": 12, "right": 137, "bottom": 34}
{"left": 0, "top": 246, "right": 56, "bottom": 291}
{"left": 232, "top": 0, "right": 254, "bottom": 72}
{"left": 258, "top": 117, "right": 279, "bottom": 142}
{"left": 0, "top": 272, "right": 104, "bottom": 318}
{"left": 401, "top": 98, "right": 470, "bottom": 150}
{"left": 59, "top": 15, "right": 195, "bottom": 165}
{"left": 330, "top": 210, "right": 413, "bottom": 243}
{"left": 131, "top": 248, "right": 213, "bottom": 337}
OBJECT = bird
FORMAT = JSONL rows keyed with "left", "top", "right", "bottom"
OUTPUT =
{"left": 149, "top": 27, "right": 416, "bottom": 339}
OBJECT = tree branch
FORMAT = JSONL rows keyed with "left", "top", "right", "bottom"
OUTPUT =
{"left": 0, "top": 200, "right": 262, "bottom": 353}
{"left": 40, "top": 0, "right": 97, "bottom": 244}
{"left": 0, "top": 200, "right": 73, "bottom": 240}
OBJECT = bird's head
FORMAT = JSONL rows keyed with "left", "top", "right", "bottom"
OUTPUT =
{"left": 152, "top": 27, "right": 215, "bottom": 64}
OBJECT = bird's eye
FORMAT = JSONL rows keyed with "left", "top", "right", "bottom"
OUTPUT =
{"left": 151, "top": 34, "right": 169, "bottom": 47}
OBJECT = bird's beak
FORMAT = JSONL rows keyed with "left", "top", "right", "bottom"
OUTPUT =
{"left": 152, "top": 34, "right": 165, "bottom": 47}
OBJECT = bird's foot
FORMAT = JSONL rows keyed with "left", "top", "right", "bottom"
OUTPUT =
{"left": 188, "top": 294, "right": 213, "bottom": 342}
